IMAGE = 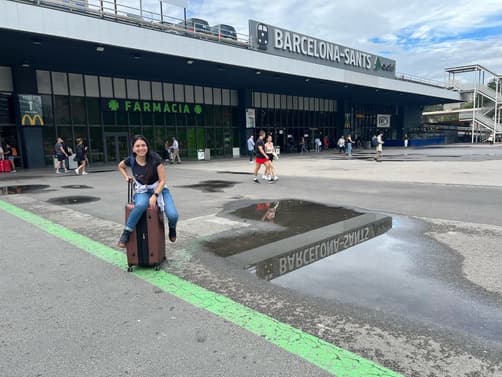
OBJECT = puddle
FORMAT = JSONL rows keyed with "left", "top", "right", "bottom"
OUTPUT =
{"left": 217, "top": 171, "right": 253, "bottom": 175}
{"left": 202, "top": 199, "right": 364, "bottom": 257}
{"left": 0, "top": 184, "right": 51, "bottom": 195}
{"left": 179, "top": 180, "right": 239, "bottom": 193}
{"left": 61, "top": 185, "right": 94, "bottom": 189}
{"left": 273, "top": 216, "right": 502, "bottom": 344}
{"left": 46, "top": 196, "right": 100, "bottom": 205}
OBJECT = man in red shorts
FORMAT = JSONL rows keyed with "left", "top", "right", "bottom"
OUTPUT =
{"left": 253, "top": 130, "right": 271, "bottom": 183}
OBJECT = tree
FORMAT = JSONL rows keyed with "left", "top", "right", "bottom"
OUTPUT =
{"left": 487, "top": 78, "right": 498, "bottom": 91}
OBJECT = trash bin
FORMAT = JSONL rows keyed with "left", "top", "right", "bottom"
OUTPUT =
{"left": 204, "top": 148, "right": 210, "bottom": 161}
{"left": 197, "top": 149, "right": 205, "bottom": 160}
{"left": 232, "top": 147, "right": 240, "bottom": 158}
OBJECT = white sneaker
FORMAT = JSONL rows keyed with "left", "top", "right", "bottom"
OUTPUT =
{"left": 262, "top": 174, "right": 267, "bottom": 179}
{"left": 82, "top": 171, "right": 88, "bottom": 175}
{"left": 74, "top": 169, "right": 79, "bottom": 175}
{"left": 273, "top": 176, "right": 279, "bottom": 181}
{"left": 266, "top": 175, "right": 272, "bottom": 180}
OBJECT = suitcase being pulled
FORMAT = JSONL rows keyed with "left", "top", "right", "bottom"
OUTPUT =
{"left": 0, "top": 159, "right": 12, "bottom": 173}
{"left": 125, "top": 181, "right": 166, "bottom": 272}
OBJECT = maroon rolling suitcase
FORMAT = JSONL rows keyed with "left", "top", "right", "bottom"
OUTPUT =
{"left": 0, "top": 160, "right": 12, "bottom": 173}
{"left": 125, "top": 181, "right": 166, "bottom": 272}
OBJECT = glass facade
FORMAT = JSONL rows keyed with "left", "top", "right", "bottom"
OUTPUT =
{"left": 252, "top": 91, "right": 338, "bottom": 152}
{"left": 349, "top": 103, "right": 397, "bottom": 142}
{"left": 37, "top": 70, "right": 240, "bottom": 165}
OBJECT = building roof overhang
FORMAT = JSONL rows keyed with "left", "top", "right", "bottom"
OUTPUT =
{"left": 0, "top": 0, "right": 462, "bottom": 105}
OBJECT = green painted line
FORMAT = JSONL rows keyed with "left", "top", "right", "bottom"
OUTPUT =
{"left": 0, "top": 199, "right": 402, "bottom": 377}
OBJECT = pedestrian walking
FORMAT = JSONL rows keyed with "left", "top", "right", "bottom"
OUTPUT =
{"left": 54, "top": 137, "right": 69, "bottom": 173}
{"left": 162, "top": 140, "right": 172, "bottom": 164}
{"left": 299, "top": 136, "right": 308, "bottom": 154}
{"left": 247, "top": 135, "right": 255, "bottom": 162}
{"left": 264, "top": 134, "right": 279, "bottom": 181}
{"left": 323, "top": 135, "right": 329, "bottom": 151}
{"left": 170, "top": 137, "right": 181, "bottom": 164}
{"left": 337, "top": 136, "right": 346, "bottom": 154}
{"left": 346, "top": 135, "right": 353, "bottom": 157}
{"left": 314, "top": 137, "right": 322, "bottom": 152}
{"left": 117, "top": 135, "right": 179, "bottom": 248}
{"left": 252, "top": 130, "right": 271, "bottom": 183}
{"left": 375, "top": 132, "right": 384, "bottom": 161}
{"left": 404, "top": 134, "right": 409, "bottom": 148}
{"left": 74, "top": 138, "right": 89, "bottom": 175}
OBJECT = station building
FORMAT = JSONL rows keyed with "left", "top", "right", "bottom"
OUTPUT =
{"left": 0, "top": 0, "right": 461, "bottom": 168}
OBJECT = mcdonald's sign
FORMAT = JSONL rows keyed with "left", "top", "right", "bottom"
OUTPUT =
{"left": 21, "top": 114, "right": 44, "bottom": 126}
{"left": 18, "top": 94, "right": 44, "bottom": 127}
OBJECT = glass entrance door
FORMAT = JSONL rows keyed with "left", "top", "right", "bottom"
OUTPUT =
{"left": 104, "top": 133, "right": 129, "bottom": 163}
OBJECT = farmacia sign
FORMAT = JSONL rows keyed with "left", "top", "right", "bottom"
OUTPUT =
{"left": 103, "top": 99, "right": 203, "bottom": 114}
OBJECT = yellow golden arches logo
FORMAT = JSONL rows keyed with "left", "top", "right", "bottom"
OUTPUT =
{"left": 21, "top": 114, "right": 44, "bottom": 126}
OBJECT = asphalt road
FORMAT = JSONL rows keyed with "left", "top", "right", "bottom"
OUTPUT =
{"left": 1, "top": 144, "right": 502, "bottom": 377}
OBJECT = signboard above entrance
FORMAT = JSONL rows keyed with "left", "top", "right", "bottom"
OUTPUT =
{"left": 102, "top": 99, "right": 203, "bottom": 115}
{"left": 249, "top": 20, "right": 396, "bottom": 79}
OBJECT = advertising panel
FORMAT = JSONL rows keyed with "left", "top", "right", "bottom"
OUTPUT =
{"left": 19, "top": 95, "right": 44, "bottom": 126}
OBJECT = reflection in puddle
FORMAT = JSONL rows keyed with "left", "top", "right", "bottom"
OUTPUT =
{"left": 46, "top": 196, "right": 100, "bottom": 205}
{"left": 202, "top": 199, "right": 363, "bottom": 257}
{"left": 274, "top": 217, "right": 502, "bottom": 344}
{"left": 0, "top": 184, "right": 51, "bottom": 195}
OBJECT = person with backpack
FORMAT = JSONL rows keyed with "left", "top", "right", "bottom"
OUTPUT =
{"left": 371, "top": 134, "right": 378, "bottom": 148}
{"left": 374, "top": 132, "right": 384, "bottom": 161}
{"left": 117, "top": 135, "right": 179, "bottom": 248}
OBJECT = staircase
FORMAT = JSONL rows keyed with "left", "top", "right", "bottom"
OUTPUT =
{"left": 446, "top": 65, "right": 501, "bottom": 141}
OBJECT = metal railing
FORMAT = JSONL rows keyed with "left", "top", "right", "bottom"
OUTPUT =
{"left": 396, "top": 72, "right": 447, "bottom": 89}
{"left": 25, "top": 0, "right": 250, "bottom": 45}
{"left": 477, "top": 85, "right": 501, "bottom": 103}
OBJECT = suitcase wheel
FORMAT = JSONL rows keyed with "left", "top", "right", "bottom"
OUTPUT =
{"left": 154, "top": 264, "right": 161, "bottom": 271}
{"left": 127, "top": 266, "right": 134, "bottom": 272}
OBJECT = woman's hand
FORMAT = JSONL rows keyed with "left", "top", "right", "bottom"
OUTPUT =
{"left": 149, "top": 194, "right": 157, "bottom": 209}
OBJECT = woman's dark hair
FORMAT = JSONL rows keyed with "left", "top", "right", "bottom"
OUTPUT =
{"left": 131, "top": 135, "right": 161, "bottom": 183}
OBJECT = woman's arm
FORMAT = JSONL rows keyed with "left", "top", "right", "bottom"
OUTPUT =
{"left": 149, "top": 164, "right": 166, "bottom": 208}
{"left": 118, "top": 160, "right": 132, "bottom": 182}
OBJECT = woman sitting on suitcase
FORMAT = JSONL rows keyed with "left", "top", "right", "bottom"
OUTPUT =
{"left": 117, "top": 135, "right": 179, "bottom": 248}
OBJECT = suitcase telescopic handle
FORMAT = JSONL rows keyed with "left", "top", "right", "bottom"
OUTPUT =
{"left": 128, "top": 178, "right": 134, "bottom": 204}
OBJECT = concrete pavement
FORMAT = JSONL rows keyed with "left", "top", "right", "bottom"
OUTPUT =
{"left": 1, "top": 144, "right": 502, "bottom": 377}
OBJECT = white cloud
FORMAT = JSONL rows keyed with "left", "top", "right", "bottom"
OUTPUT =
{"left": 124, "top": 0, "right": 502, "bottom": 81}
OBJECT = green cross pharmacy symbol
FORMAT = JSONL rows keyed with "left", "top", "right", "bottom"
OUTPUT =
{"left": 108, "top": 99, "right": 120, "bottom": 111}
{"left": 194, "top": 105, "right": 202, "bottom": 114}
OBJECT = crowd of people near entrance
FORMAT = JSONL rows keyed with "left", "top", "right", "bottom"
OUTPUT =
{"left": 2, "top": 131, "right": 416, "bottom": 177}
{"left": 246, "top": 130, "right": 414, "bottom": 182}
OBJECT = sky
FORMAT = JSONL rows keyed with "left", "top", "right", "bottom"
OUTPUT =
{"left": 137, "top": 0, "right": 502, "bottom": 82}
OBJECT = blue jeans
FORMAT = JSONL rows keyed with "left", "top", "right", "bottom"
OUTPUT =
{"left": 347, "top": 143, "right": 352, "bottom": 156}
{"left": 126, "top": 187, "right": 178, "bottom": 231}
